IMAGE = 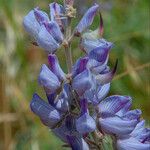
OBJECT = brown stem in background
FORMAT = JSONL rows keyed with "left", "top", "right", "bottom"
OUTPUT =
{"left": 113, "top": 62, "right": 150, "bottom": 80}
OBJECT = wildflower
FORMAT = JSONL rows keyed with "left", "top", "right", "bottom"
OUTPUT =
{"left": 38, "top": 64, "right": 60, "bottom": 93}
{"left": 30, "top": 93, "right": 62, "bottom": 128}
{"left": 66, "top": 135, "right": 89, "bottom": 150}
{"left": 76, "top": 99, "right": 96, "bottom": 134}
{"left": 48, "top": 54, "right": 66, "bottom": 81}
{"left": 37, "top": 25, "right": 60, "bottom": 53}
{"left": 23, "top": 1, "right": 149, "bottom": 149}
{"left": 98, "top": 96, "right": 140, "bottom": 136}
{"left": 49, "top": 2, "right": 66, "bottom": 30}
{"left": 72, "top": 68, "right": 93, "bottom": 96}
{"left": 23, "top": 5, "right": 64, "bottom": 53}
{"left": 117, "top": 120, "right": 150, "bottom": 150}
{"left": 75, "top": 3, "right": 99, "bottom": 35}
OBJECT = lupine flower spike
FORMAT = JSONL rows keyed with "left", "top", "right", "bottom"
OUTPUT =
{"left": 23, "top": 1, "right": 149, "bottom": 150}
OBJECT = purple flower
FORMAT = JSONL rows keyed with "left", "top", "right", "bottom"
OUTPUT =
{"left": 95, "top": 60, "right": 118, "bottom": 85}
{"left": 117, "top": 137, "right": 150, "bottom": 150}
{"left": 49, "top": 2, "right": 66, "bottom": 30}
{"left": 23, "top": 8, "right": 49, "bottom": 39}
{"left": 37, "top": 25, "right": 60, "bottom": 53}
{"left": 76, "top": 99, "right": 96, "bottom": 134}
{"left": 48, "top": 54, "right": 66, "bottom": 81}
{"left": 34, "top": 7, "right": 49, "bottom": 25}
{"left": 30, "top": 93, "right": 61, "bottom": 128}
{"left": 117, "top": 120, "right": 150, "bottom": 150}
{"left": 38, "top": 64, "right": 60, "bottom": 93}
{"left": 97, "top": 83, "right": 110, "bottom": 101}
{"left": 23, "top": 6, "right": 65, "bottom": 53}
{"left": 66, "top": 135, "right": 89, "bottom": 150}
{"left": 75, "top": 4, "right": 99, "bottom": 35}
{"left": 54, "top": 88, "right": 69, "bottom": 113}
{"left": 88, "top": 45, "right": 110, "bottom": 64}
{"left": 23, "top": 10, "right": 41, "bottom": 39}
{"left": 24, "top": 1, "right": 148, "bottom": 149}
{"left": 83, "top": 83, "right": 110, "bottom": 105}
{"left": 43, "top": 21, "right": 64, "bottom": 44}
{"left": 72, "top": 69, "right": 93, "bottom": 96}
{"left": 72, "top": 57, "right": 89, "bottom": 77}
{"left": 52, "top": 115, "right": 79, "bottom": 142}
{"left": 98, "top": 95, "right": 140, "bottom": 136}
{"left": 81, "top": 38, "right": 113, "bottom": 54}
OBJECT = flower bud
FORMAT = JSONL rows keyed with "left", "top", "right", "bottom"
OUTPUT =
{"left": 48, "top": 54, "right": 66, "bottom": 81}
{"left": 37, "top": 25, "right": 59, "bottom": 53}
{"left": 75, "top": 4, "right": 99, "bottom": 35}
{"left": 30, "top": 93, "right": 61, "bottom": 128}
{"left": 43, "top": 21, "right": 63, "bottom": 44}
{"left": 34, "top": 7, "right": 49, "bottom": 25}
{"left": 76, "top": 99, "right": 96, "bottom": 134}
{"left": 38, "top": 64, "right": 60, "bottom": 93}
{"left": 72, "top": 69, "right": 92, "bottom": 96}
{"left": 23, "top": 10, "right": 41, "bottom": 39}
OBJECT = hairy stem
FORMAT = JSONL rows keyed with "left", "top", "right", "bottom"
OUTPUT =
{"left": 64, "top": 17, "right": 73, "bottom": 73}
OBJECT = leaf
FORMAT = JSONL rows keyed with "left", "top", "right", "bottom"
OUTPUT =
{"left": 101, "top": 135, "right": 114, "bottom": 150}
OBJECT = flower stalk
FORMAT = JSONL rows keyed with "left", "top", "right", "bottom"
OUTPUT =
{"left": 23, "top": 1, "right": 150, "bottom": 150}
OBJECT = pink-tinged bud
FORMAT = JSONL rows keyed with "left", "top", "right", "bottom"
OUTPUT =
{"left": 75, "top": 4, "right": 99, "bottom": 35}
{"left": 99, "top": 12, "right": 104, "bottom": 37}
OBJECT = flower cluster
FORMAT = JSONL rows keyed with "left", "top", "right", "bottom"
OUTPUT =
{"left": 23, "top": 1, "right": 150, "bottom": 149}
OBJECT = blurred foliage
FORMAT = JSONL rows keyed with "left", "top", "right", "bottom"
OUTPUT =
{"left": 0, "top": 0, "right": 149, "bottom": 149}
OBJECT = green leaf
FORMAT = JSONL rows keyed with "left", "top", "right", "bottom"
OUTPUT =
{"left": 101, "top": 135, "right": 114, "bottom": 150}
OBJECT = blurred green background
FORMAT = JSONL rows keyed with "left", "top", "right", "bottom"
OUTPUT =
{"left": 0, "top": 0, "right": 149, "bottom": 149}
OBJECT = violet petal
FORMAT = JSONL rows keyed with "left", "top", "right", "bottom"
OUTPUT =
{"left": 75, "top": 4, "right": 99, "bottom": 34}
{"left": 117, "top": 137, "right": 150, "bottom": 150}
{"left": 95, "top": 59, "right": 118, "bottom": 85}
{"left": 76, "top": 113, "right": 96, "bottom": 134}
{"left": 30, "top": 93, "right": 61, "bottom": 128}
{"left": 66, "top": 135, "right": 89, "bottom": 150}
{"left": 37, "top": 25, "right": 59, "bottom": 53}
{"left": 43, "top": 21, "right": 63, "bottom": 43}
{"left": 99, "top": 115, "right": 138, "bottom": 136}
{"left": 48, "top": 54, "right": 66, "bottom": 81}
{"left": 38, "top": 64, "right": 60, "bottom": 93}
{"left": 23, "top": 10, "right": 40, "bottom": 39}
{"left": 97, "top": 83, "right": 110, "bottom": 102}
{"left": 99, "top": 95, "right": 132, "bottom": 117}
{"left": 34, "top": 7, "right": 49, "bottom": 25}
{"left": 72, "top": 69, "right": 92, "bottom": 96}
